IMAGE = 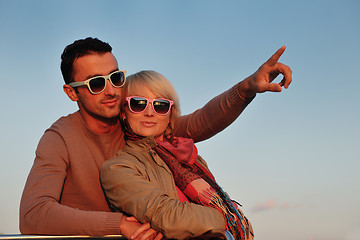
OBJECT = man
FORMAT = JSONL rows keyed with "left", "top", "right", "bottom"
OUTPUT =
{"left": 19, "top": 37, "right": 292, "bottom": 239}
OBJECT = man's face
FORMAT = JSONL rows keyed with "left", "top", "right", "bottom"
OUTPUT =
{"left": 71, "top": 52, "right": 122, "bottom": 121}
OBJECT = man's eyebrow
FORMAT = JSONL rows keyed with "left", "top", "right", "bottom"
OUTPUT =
{"left": 85, "top": 69, "right": 119, "bottom": 79}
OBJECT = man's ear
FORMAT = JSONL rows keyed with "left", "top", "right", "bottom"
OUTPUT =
{"left": 63, "top": 84, "right": 79, "bottom": 101}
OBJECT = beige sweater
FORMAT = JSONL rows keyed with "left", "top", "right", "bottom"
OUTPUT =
{"left": 19, "top": 83, "right": 252, "bottom": 236}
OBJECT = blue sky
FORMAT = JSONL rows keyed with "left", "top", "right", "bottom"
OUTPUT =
{"left": 0, "top": 1, "right": 359, "bottom": 239}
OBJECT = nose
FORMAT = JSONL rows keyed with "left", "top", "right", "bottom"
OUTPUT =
{"left": 144, "top": 103, "right": 155, "bottom": 116}
{"left": 103, "top": 78, "right": 116, "bottom": 96}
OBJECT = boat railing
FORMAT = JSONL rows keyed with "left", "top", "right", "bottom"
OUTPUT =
{"left": 0, "top": 235, "right": 126, "bottom": 240}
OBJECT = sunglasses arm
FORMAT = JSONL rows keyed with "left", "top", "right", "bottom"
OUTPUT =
{"left": 68, "top": 82, "right": 87, "bottom": 88}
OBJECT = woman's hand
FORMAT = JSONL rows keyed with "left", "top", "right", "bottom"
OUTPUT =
{"left": 126, "top": 216, "right": 163, "bottom": 240}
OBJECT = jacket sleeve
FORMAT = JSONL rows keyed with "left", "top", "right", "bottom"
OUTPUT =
{"left": 100, "top": 155, "right": 226, "bottom": 240}
{"left": 173, "top": 83, "right": 254, "bottom": 143}
{"left": 19, "top": 130, "right": 122, "bottom": 236}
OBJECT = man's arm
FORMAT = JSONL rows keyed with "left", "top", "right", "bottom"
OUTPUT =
{"left": 19, "top": 131, "right": 123, "bottom": 236}
{"left": 20, "top": 130, "right": 161, "bottom": 239}
{"left": 174, "top": 46, "right": 292, "bottom": 142}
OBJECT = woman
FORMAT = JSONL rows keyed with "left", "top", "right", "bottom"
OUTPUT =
{"left": 100, "top": 70, "right": 253, "bottom": 240}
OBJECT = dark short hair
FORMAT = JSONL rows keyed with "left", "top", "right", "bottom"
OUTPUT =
{"left": 60, "top": 37, "right": 112, "bottom": 84}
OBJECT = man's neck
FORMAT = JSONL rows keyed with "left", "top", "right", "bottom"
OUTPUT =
{"left": 79, "top": 111, "right": 120, "bottom": 135}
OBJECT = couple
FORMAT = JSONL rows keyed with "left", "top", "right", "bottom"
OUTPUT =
{"left": 19, "top": 37, "right": 292, "bottom": 239}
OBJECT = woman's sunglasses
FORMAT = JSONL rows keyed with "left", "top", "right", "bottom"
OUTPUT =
{"left": 69, "top": 70, "right": 126, "bottom": 94}
{"left": 126, "top": 96, "right": 174, "bottom": 115}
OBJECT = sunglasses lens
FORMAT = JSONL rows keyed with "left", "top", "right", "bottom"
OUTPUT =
{"left": 89, "top": 77, "right": 106, "bottom": 93}
{"left": 153, "top": 100, "right": 171, "bottom": 115}
{"left": 129, "top": 97, "right": 148, "bottom": 113}
{"left": 110, "top": 71, "right": 125, "bottom": 87}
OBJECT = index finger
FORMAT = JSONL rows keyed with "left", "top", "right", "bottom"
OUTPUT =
{"left": 266, "top": 45, "right": 286, "bottom": 66}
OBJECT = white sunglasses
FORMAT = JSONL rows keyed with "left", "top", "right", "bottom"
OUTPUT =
{"left": 69, "top": 70, "right": 126, "bottom": 94}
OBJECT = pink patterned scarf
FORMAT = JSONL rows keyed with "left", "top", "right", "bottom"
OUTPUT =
{"left": 125, "top": 132, "right": 253, "bottom": 239}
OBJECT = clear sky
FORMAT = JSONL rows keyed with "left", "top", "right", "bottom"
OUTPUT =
{"left": 0, "top": 1, "right": 359, "bottom": 239}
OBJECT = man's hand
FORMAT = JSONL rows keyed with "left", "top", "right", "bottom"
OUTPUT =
{"left": 119, "top": 215, "right": 163, "bottom": 240}
{"left": 239, "top": 46, "right": 293, "bottom": 99}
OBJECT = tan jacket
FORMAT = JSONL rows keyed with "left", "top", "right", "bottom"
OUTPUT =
{"left": 100, "top": 136, "right": 227, "bottom": 239}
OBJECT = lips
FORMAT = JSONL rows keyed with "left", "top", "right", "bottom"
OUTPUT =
{"left": 141, "top": 121, "right": 157, "bottom": 127}
{"left": 101, "top": 98, "right": 119, "bottom": 106}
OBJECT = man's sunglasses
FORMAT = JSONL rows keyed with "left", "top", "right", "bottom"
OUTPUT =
{"left": 69, "top": 70, "right": 126, "bottom": 94}
{"left": 126, "top": 96, "right": 174, "bottom": 116}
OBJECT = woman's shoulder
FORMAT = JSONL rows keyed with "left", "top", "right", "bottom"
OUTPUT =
{"left": 196, "top": 154, "right": 209, "bottom": 167}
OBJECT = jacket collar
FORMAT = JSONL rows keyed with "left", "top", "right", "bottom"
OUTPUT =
{"left": 125, "top": 135, "right": 158, "bottom": 152}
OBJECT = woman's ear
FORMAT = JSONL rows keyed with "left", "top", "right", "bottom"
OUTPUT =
{"left": 120, "top": 112, "right": 133, "bottom": 134}
{"left": 120, "top": 112, "right": 126, "bottom": 121}
{"left": 63, "top": 84, "right": 79, "bottom": 101}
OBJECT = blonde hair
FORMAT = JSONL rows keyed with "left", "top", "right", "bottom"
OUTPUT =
{"left": 123, "top": 70, "right": 180, "bottom": 139}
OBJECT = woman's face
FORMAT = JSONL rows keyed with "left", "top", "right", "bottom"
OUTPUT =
{"left": 124, "top": 85, "right": 171, "bottom": 141}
